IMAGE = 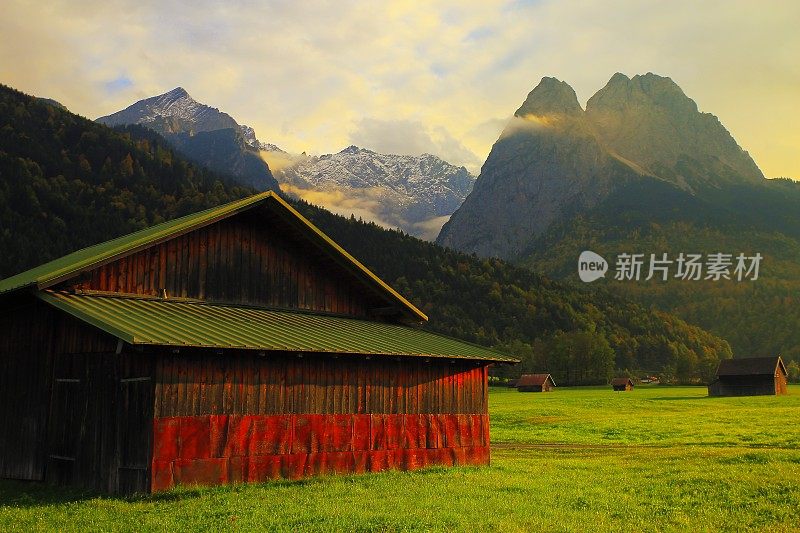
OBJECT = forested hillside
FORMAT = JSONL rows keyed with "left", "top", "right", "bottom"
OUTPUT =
{"left": 520, "top": 177, "right": 800, "bottom": 363}
{"left": 0, "top": 84, "right": 253, "bottom": 276}
{"left": 0, "top": 84, "right": 731, "bottom": 383}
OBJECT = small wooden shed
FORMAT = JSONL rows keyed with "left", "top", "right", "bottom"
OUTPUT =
{"left": 516, "top": 374, "right": 555, "bottom": 392}
{"left": 611, "top": 377, "right": 634, "bottom": 391}
{"left": 0, "top": 192, "right": 518, "bottom": 494}
{"left": 708, "top": 356, "right": 788, "bottom": 397}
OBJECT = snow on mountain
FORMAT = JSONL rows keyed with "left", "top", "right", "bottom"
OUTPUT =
{"left": 96, "top": 88, "right": 278, "bottom": 191}
{"left": 97, "top": 87, "right": 241, "bottom": 136}
{"left": 270, "top": 145, "right": 475, "bottom": 240}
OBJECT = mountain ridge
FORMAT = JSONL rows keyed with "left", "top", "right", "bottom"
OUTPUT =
{"left": 96, "top": 88, "right": 279, "bottom": 191}
{"left": 269, "top": 145, "right": 475, "bottom": 240}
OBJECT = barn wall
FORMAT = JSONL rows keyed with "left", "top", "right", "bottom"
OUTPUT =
{"left": 0, "top": 299, "right": 56, "bottom": 480}
{"left": 0, "top": 300, "right": 148, "bottom": 491}
{"left": 711, "top": 376, "right": 780, "bottom": 397}
{"left": 775, "top": 372, "right": 788, "bottom": 395}
{"left": 66, "top": 215, "right": 378, "bottom": 316}
{"left": 150, "top": 352, "right": 490, "bottom": 491}
{"left": 47, "top": 348, "right": 154, "bottom": 494}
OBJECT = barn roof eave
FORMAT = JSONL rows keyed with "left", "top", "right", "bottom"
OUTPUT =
{"left": 37, "top": 290, "right": 519, "bottom": 364}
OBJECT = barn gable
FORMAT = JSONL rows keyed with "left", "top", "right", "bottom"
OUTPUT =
{"left": 0, "top": 192, "right": 425, "bottom": 323}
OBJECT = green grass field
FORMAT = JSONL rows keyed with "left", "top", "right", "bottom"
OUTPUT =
{"left": 2, "top": 385, "right": 799, "bottom": 532}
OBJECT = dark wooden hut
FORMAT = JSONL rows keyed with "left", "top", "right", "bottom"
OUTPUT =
{"left": 611, "top": 377, "right": 634, "bottom": 391}
{"left": 0, "top": 192, "right": 517, "bottom": 494}
{"left": 708, "top": 356, "right": 788, "bottom": 397}
{"left": 516, "top": 374, "right": 555, "bottom": 392}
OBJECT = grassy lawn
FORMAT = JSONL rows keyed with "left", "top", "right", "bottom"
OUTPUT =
{"left": 2, "top": 385, "right": 799, "bottom": 532}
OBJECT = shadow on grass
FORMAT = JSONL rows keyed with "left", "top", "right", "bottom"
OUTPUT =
{"left": 0, "top": 465, "right": 477, "bottom": 508}
{"left": 0, "top": 477, "right": 331, "bottom": 508}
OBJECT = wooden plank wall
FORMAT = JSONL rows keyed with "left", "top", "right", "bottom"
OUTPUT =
{"left": 47, "top": 348, "right": 154, "bottom": 494}
{"left": 150, "top": 351, "right": 491, "bottom": 491}
{"left": 0, "top": 300, "right": 127, "bottom": 484}
{"left": 153, "top": 351, "right": 488, "bottom": 417}
{"left": 0, "top": 299, "right": 55, "bottom": 480}
{"left": 711, "top": 376, "right": 784, "bottom": 397}
{"left": 68, "top": 214, "right": 377, "bottom": 316}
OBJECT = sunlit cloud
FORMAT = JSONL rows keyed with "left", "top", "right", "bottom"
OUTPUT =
{"left": 1, "top": 0, "right": 798, "bottom": 177}
{"left": 279, "top": 183, "right": 396, "bottom": 229}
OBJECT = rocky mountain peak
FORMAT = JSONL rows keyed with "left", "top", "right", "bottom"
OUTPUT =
{"left": 163, "top": 86, "right": 190, "bottom": 100}
{"left": 587, "top": 72, "right": 695, "bottom": 115}
{"left": 96, "top": 88, "right": 279, "bottom": 191}
{"left": 514, "top": 77, "right": 583, "bottom": 118}
{"left": 341, "top": 145, "right": 369, "bottom": 155}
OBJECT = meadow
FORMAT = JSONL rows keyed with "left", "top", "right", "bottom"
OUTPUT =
{"left": 1, "top": 385, "right": 799, "bottom": 532}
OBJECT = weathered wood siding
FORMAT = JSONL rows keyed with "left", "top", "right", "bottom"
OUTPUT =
{"left": 0, "top": 299, "right": 55, "bottom": 480}
{"left": 708, "top": 375, "right": 787, "bottom": 397}
{"left": 150, "top": 351, "right": 491, "bottom": 491}
{"left": 66, "top": 213, "right": 379, "bottom": 316}
{"left": 152, "top": 352, "right": 487, "bottom": 417}
{"left": 775, "top": 371, "right": 788, "bottom": 395}
{"left": 47, "top": 349, "right": 154, "bottom": 494}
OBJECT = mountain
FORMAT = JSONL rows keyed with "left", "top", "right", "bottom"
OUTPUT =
{"left": 437, "top": 73, "right": 800, "bottom": 362}
{"left": 438, "top": 73, "right": 765, "bottom": 258}
{"left": 96, "top": 88, "right": 278, "bottom": 191}
{"left": 0, "top": 82, "right": 732, "bottom": 383}
{"left": 438, "top": 76, "right": 644, "bottom": 258}
{"left": 271, "top": 145, "right": 475, "bottom": 240}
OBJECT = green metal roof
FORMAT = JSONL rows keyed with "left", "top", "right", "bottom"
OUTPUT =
{"left": 38, "top": 291, "right": 517, "bottom": 363}
{"left": 0, "top": 192, "right": 427, "bottom": 322}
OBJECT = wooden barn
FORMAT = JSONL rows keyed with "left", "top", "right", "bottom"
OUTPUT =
{"left": 0, "top": 192, "right": 518, "bottom": 494}
{"left": 708, "top": 357, "right": 788, "bottom": 397}
{"left": 611, "top": 377, "right": 634, "bottom": 391}
{"left": 516, "top": 374, "right": 555, "bottom": 392}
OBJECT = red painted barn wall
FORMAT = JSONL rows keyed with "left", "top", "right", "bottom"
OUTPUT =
{"left": 149, "top": 351, "right": 490, "bottom": 491}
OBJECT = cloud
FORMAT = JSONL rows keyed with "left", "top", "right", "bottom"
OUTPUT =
{"left": 349, "top": 118, "right": 481, "bottom": 171}
{"left": 279, "top": 183, "right": 396, "bottom": 229}
{"left": 2, "top": 0, "right": 799, "bottom": 178}
{"left": 411, "top": 215, "right": 452, "bottom": 241}
{"left": 259, "top": 150, "right": 298, "bottom": 173}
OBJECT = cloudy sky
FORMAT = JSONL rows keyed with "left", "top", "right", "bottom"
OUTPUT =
{"left": 2, "top": 0, "right": 798, "bottom": 178}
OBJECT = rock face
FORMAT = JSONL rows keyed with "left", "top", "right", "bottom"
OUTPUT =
{"left": 97, "top": 88, "right": 279, "bottom": 191}
{"left": 437, "top": 73, "right": 764, "bottom": 258}
{"left": 274, "top": 145, "right": 474, "bottom": 240}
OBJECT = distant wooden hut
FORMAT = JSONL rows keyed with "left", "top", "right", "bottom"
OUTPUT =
{"left": 0, "top": 192, "right": 518, "bottom": 494}
{"left": 516, "top": 374, "right": 556, "bottom": 392}
{"left": 708, "top": 356, "right": 788, "bottom": 397}
{"left": 611, "top": 377, "right": 634, "bottom": 391}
